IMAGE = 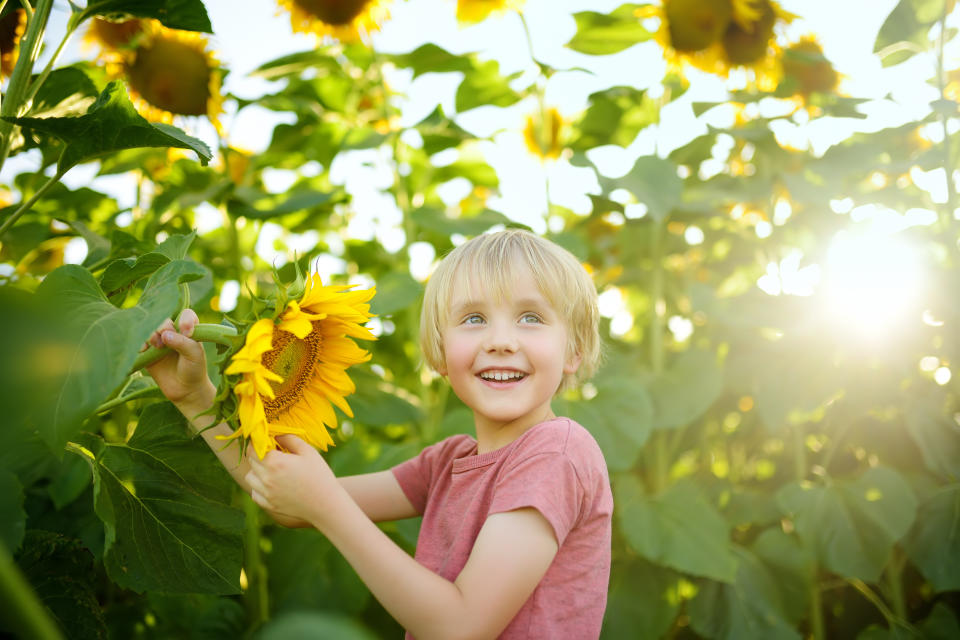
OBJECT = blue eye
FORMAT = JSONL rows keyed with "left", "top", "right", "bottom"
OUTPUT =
{"left": 463, "top": 314, "right": 484, "bottom": 325}
{"left": 520, "top": 313, "right": 543, "bottom": 324}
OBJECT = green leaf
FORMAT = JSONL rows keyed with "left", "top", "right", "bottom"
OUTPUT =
{"left": 98, "top": 253, "right": 171, "bottom": 299}
{"left": 455, "top": 59, "right": 523, "bottom": 112}
{"left": 6, "top": 81, "right": 212, "bottom": 173}
{"left": 0, "top": 471, "right": 25, "bottom": 553}
{"left": 874, "top": 0, "right": 944, "bottom": 67}
{"left": 155, "top": 230, "right": 197, "bottom": 260}
{"left": 33, "top": 259, "right": 205, "bottom": 453}
{"left": 71, "top": 403, "right": 244, "bottom": 594}
{"left": 615, "top": 476, "right": 738, "bottom": 582}
{"left": 26, "top": 67, "right": 98, "bottom": 119}
{"left": 571, "top": 85, "right": 658, "bottom": 151}
{"left": 604, "top": 155, "right": 684, "bottom": 222}
{"left": 347, "top": 371, "right": 424, "bottom": 428}
{"left": 370, "top": 272, "right": 423, "bottom": 316}
{"left": 412, "top": 207, "right": 512, "bottom": 236}
{"left": 15, "top": 530, "right": 107, "bottom": 639}
{"left": 688, "top": 546, "right": 802, "bottom": 640}
{"left": 903, "top": 484, "right": 960, "bottom": 592}
{"left": 227, "top": 188, "right": 344, "bottom": 221}
{"left": 256, "top": 611, "right": 378, "bottom": 640}
{"left": 602, "top": 559, "right": 681, "bottom": 639}
{"left": 266, "top": 528, "right": 371, "bottom": 616}
{"left": 390, "top": 43, "right": 473, "bottom": 78}
{"left": 145, "top": 592, "right": 245, "bottom": 639}
{"left": 904, "top": 401, "right": 960, "bottom": 480}
{"left": 649, "top": 349, "right": 723, "bottom": 430}
{"left": 751, "top": 529, "right": 815, "bottom": 624}
{"left": 777, "top": 467, "right": 919, "bottom": 581}
{"left": 415, "top": 105, "right": 475, "bottom": 155}
{"left": 566, "top": 4, "right": 654, "bottom": 55}
{"left": 75, "top": 0, "right": 213, "bottom": 32}
{"left": 46, "top": 454, "right": 92, "bottom": 511}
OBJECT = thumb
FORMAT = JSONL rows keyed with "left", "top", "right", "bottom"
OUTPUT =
{"left": 276, "top": 434, "right": 311, "bottom": 455}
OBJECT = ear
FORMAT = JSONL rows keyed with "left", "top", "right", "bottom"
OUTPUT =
{"left": 563, "top": 350, "right": 582, "bottom": 375}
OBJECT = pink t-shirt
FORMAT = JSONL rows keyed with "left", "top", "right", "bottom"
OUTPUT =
{"left": 391, "top": 417, "right": 613, "bottom": 639}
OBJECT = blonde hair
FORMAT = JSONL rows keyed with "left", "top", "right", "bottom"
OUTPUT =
{"left": 420, "top": 229, "right": 601, "bottom": 392}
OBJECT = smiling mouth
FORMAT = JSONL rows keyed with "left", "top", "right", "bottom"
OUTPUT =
{"left": 478, "top": 370, "right": 527, "bottom": 382}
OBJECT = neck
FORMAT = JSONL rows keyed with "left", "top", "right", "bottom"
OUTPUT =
{"left": 474, "top": 405, "right": 556, "bottom": 454}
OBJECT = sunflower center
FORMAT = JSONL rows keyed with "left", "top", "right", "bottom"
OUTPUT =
{"left": 664, "top": 0, "right": 732, "bottom": 53}
{"left": 722, "top": 0, "right": 775, "bottom": 65}
{"left": 126, "top": 38, "right": 211, "bottom": 116}
{"left": 293, "top": 0, "right": 370, "bottom": 25}
{"left": 260, "top": 322, "right": 323, "bottom": 420}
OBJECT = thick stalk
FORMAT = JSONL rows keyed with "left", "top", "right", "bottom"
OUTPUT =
{"left": 129, "top": 323, "right": 238, "bottom": 373}
{"left": 242, "top": 495, "right": 269, "bottom": 632}
{"left": 0, "top": 539, "right": 64, "bottom": 640}
{"left": 0, "top": 164, "right": 66, "bottom": 238}
{"left": 95, "top": 385, "right": 162, "bottom": 414}
{"left": 809, "top": 580, "right": 825, "bottom": 640}
{"left": 885, "top": 547, "right": 907, "bottom": 621}
{"left": 22, "top": 24, "right": 77, "bottom": 110}
{"left": 0, "top": 0, "right": 53, "bottom": 174}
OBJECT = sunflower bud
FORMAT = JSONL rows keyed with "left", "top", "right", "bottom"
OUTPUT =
{"left": 663, "top": 0, "right": 732, "bottom": 53}
{"left": 523, "top": 107, "right": 565, "bottom": 161}
{"left": 722, "top": 0, "right": 776, "bottom": 65}
{"left": 781, "top": 37, "right": 837, "bottom": 96}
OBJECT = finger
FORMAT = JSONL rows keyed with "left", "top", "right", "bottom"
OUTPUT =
{"left": 244, "top": 470, "right": 265, "bottom": 494}
{"left": 276, "top": 434, "right": 310, "bottom": 455}
{"left": 177, "top": 308, "right": 199, "bottom": 338}
{"left": 150, "top": 318, "right": 176, "bottom": 349}
{"left": 250, "top": 490, "right": 273, "bottom": 512}
{"left": 160, "top": 330, "right": 205, "bottom": 362}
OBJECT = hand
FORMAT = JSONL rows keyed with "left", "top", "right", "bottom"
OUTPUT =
{"left": 246, "top": 435, "right": 342, "bottom": 527}
{"left": 144, "top": 309, "right": 215, "bottom": 412}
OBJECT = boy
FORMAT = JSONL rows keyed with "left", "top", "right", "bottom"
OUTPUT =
{"left": 147, "top": 229, "right": 612, "bottom": 639}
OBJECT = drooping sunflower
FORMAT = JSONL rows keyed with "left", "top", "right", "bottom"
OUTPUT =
{"left": 640, "top": 0, "right": 792, "bottom": 89}
{"left": 91, "top": 19, "right": 224, "bottom": 132}
{"left": 523, "top": 106, "right": 565, "bottom": 161}
{"left": 223, "top": 274, "right": 376, "bottom": 459}
{"left": 456, "top": 0, "right": 525, "bottom": 24}
{"left": 277, "top": 0, "right": 391, "bottom": 42}
{"left": 0, "top": 8, "right": 26, "bottom": 78}
{"left": 780, "top": 36, "right": 839, "bottom": 98}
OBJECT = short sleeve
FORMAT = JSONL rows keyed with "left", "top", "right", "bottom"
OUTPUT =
{"left": 489, "top": 452, "right": 584, "bottom": 546}
{"left": 392, "top": 435, "right": 474, "bottom": 515}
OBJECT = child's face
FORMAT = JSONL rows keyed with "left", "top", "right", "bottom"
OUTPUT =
{"left": 439, "top": 264, "right": 581, "bottom": 435}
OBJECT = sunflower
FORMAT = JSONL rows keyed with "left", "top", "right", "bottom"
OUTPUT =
{"left": 780, "top": 36, "right": 838, "bottom": 98}
{"left": 523, "top": 106, "right": 565, "bottom": 161}
{"left": 640, "top": 0, "right": 792, "bottom": 89}
{"left": 277, "top": 0, "right": 391, "bottom": 42}
{"left": 0, "top": 8, "right": 26, "bottom": 78}
{"left": 83, "top": 17, "right": 145, "bottom": 55}
{"left": 456, "top": 0, "right": 525, "bottom": 24}
{"left": 91, "top": 20, "right": 224, "bottom": 133}
{"left": 223, "top": 274, "right": 376, "bottom": 459}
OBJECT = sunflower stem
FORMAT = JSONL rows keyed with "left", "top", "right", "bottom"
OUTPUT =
{"left": 95, "top": 384, "right": 163, "bottom": 414}
{"left": 242, "top": 495, "right": 269, "bottom": 631}
{"left": 21, "top": 22, "right": 77, "bottom": 111}
{"left": 129, "top": 323, "right": 238, "bottom": 373}
{"left": 0, "top": 0, "right": 53, "bottom": 175}
{"left": 0, "top": 538, "right": 64, "bottom": 640}
{"left": 0, "top": 163, "right": 66, "bottom": 238}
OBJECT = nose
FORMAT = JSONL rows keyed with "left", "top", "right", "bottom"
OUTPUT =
{"left": 483, "top": 320, "right": 518, "bottom": 353}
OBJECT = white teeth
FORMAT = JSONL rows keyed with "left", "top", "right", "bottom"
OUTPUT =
{"left": 480, "top": 370, "right": 525, "bottom": 381}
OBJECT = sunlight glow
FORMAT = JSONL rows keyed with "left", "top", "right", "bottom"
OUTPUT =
{"left": 822, "top": 229, "right": 924, "bottom": 335}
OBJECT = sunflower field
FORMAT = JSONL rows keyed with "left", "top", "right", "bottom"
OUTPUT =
{"left": 1, "top": 0, "right": 959, "bottom": 638}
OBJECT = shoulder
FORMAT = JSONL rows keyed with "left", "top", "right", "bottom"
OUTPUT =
{"left": 423, "top": 433, "right": 477, "bottom": 462}
{"left": 512, "top": 418, "right": 608, "bottom": 476}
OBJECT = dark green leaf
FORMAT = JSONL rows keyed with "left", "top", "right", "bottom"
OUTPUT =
{"left": 145, "top": 592, "right": 245, "bottom": 639}
{"left": 904, "top": 401, "right": 960, "bottom": 480}
{"left": 72, "top": 403, "right": 244, "bottom": 593}
{"left": 903, "top": 484, "right": 960, "bottom": 592}
{"left": 571, "top": 85, "right": 658, "bottom": 151}
{"left": 75, "top": 0, "right": 212, "bottom": 32}
{"left": 27, "top": 67, "right": 98, "bottom": 119}
{"left": 602, "top": 559, "right": 680, "bottom": 639}
{"left": 33, "top": 259, "right": 204, "bottom": 452}
{"left": 46, "top": 454, "right": 92, "bottom": 511}
{"left": 99, "top": 253, "right": 171, "bottom": 299}
{"left": 347, "top": 371, "right": 424, "bottom": 428}
{"left": 15, "top": 530, "right": 107, "bottom": 639}
{"left": 688, "top": 546, "right": 802, "bottom": 640}
{"left": 6, "top": 81, "right": 212, "bottom": 173}
{"left": 566, "top": 4, "right": 653, "bottom": 55}
{"left": 416, "top": 105, "right": 475, "bottom": 155}
{"left": 777, "top": 467, "right": 918, "bottom": 581}
{"left": 0, "top": 471, "right": 25, "bottom": 552}
{"left": 615, "top": 476, "right": 738, "bottom": 582}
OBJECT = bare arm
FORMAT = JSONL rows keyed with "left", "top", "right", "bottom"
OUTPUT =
{"left": 146, "top": 312, "right": 417, "bottom": 526}
{"left": 248, "top": 436, "right": 559, "bottom": 640}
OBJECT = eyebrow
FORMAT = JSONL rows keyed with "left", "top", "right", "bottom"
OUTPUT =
{"left": 449, "top": 295, "right": 552, "bottom": 314}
